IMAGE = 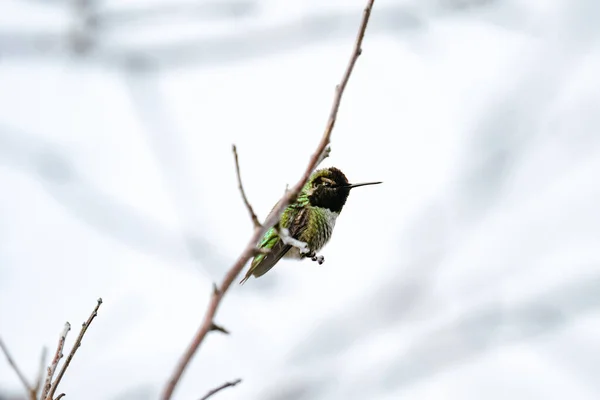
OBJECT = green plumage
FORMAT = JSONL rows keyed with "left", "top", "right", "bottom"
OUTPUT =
{"left": 239, "top": 167, "right": 381, "bottom": 284}
{"left": 240, "top": 176, "right": 337, "bottom": 284}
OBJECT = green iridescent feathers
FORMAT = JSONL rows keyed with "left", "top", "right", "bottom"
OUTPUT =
{"left": 239, "top": 167, "right": 380, "bottom": 284}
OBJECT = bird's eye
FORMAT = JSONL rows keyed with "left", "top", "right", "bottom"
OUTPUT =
{"left": 321, "top": 178, "right": 335, "bottom": 187}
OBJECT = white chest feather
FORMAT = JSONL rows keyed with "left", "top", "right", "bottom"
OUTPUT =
{"left": 323, "top": 208, "right": 339, "bottom": 228}
{"left": 284, "top": 208, "right": 338, "bottom": 259}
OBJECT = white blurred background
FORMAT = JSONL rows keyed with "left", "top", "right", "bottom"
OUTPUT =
{"left": 1, "top": 0, "right": 600, "bottom": 399}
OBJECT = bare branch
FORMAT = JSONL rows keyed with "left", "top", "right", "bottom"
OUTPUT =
{"left": 34, "top": 347, "right": 48, "bottom": 398}
{"left": 42, "top": 323, "right": 71, "bottom": 400}
{"left": 198, "top": 379, "right": 242, "bottom": 400}
{"left": 316, "top": 145, "right": 331, "bottom": 168}
{"left": 55, "top": 393, "right": 66, "bottom": 400}
{"left": 160, "top": 1, "right": 376, "bottom": 399}
{"left": 46, "top": 298, "right": 103, "bottom": 400}
{"left": 232, "top": 144, "right": 261, "bottom": 229}
{"left": 0, "top": 337, "right": 36, "bottom": 399}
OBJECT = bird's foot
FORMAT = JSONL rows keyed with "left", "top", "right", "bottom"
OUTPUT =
{"left": 311, "top": 255, "right": 325, "bottom": 265}
{"left": 304, "top": 251, "right": 325, "bottom": 265}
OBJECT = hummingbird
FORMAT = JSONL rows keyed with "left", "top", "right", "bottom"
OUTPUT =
{"left": 240, "top": 167, "right": 382, "bottom": 284}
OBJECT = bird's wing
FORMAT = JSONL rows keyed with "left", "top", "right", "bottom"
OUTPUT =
{"left": 239, "top": 228, "right": 291, "bottom": 284}
{"left": 239, "top": 207, "right": 309, "bottom": 284}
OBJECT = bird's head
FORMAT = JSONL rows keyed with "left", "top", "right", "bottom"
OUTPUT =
{"left": 306, "top": 167, "right": 382, "bottom": 213}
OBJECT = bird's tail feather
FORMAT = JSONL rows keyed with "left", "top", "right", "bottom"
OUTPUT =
{"left": 239, "top": 244, "right": 291, "bottom": 285}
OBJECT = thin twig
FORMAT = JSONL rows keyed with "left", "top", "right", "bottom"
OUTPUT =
{"left": 209, "top": 323, "right": 229, "bottom": 335}
{"left": 0, "top": 337, "right": 35, "bottom": 399}
{"left": 45, "top": 298, "right": 103, "bottom": 400}
{"left": 160, "top": 1, "right": 376, "bottom": 399}
{"left": 55, "top": 393, "right": 66, "bottom": 400}
{"left": 34, "top": 347, "right": 48, "bottom": 398}
{"left": 232, "top": 144, "right": 261, "bottom": 229}
{"left": 198, "top": 379, "right": 242, "bottom": 400}
{"left": 42, "top": 323, "right": 71, "bottom": 400}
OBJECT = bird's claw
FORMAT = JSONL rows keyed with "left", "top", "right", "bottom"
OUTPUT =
{"left": 300, "top": 249, "right": 324, "bottom": 265}
{"left": 311, "top": 254, "right": 325, "bottom": 265}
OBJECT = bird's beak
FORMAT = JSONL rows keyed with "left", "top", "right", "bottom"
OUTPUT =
{"left": 346, "top": 181, "right": 383, "bottom": 189}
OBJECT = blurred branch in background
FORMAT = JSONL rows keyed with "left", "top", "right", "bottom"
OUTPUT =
{"left": 160, "top": 0, "right": 377, "bottom": 398}
{"left": 0, "top": 0, "right": 514, "bottom": 71}
{"left": 33, "top": 350, "right": 47, "bottom": 400}
{"left": 378, "top": 274, "right": 600, "bottom": 391}
{"left": 0, "top": 340, "right": 46, "bottom": 400}
{"left": 123, "top": 71, "right": 228, "bottom": 275}
{"left": 0, "top": 2, "right": 424, "bottom": 70}
{"left": 0, "top": 124, "right": 227, "bottom": 275}
{"left": 94, "top": 0, "right": 259, "bottom": 28}
{"left": 282, "top": 269, "right": 600, "bottom": 397}
{"left": 288, "top": 199, "right": 453, "bottom": 366}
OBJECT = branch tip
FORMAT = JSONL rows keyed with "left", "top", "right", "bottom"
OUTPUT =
{"left": 34, "top": 347, "right": 48, "bottom": 396}
{"left": 42, "top": 321, "right": 71, "bottom": 400}
{"left": 0, "top": 337, "right": 35, "bottom": 398}
{"left": 45, "top": 299, "right": 103, "bottom": 400}
{"left": 209, "top": 323, "right": 229, "bottom": 335}
{"left": 232, "top": 144, "right": 261, "bottom": 229}
{"left": 316, "top": 146, "right": 331, "bottom": 168}
{"left": 199, "top": 378, "right": 242, "bottom": 400}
